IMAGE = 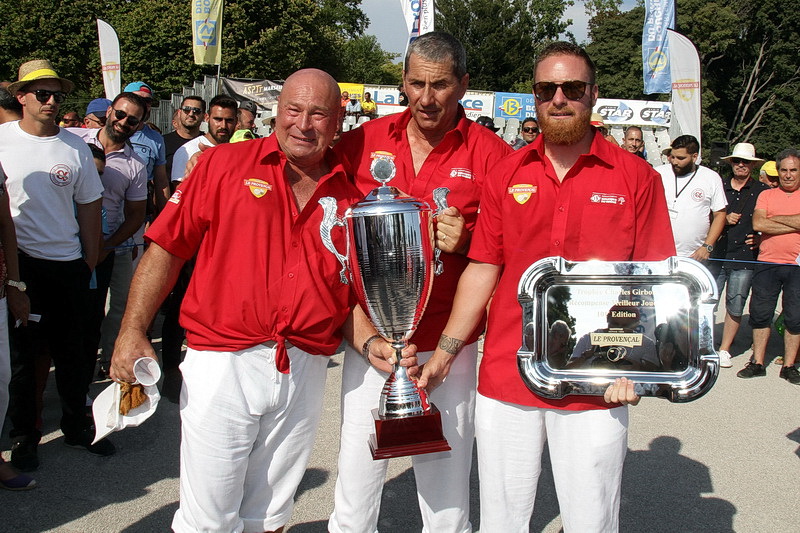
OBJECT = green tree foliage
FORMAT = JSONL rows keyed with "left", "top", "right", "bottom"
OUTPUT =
{"left": 586, "top": 0, "right": 800, "bottom": 155}
{"left": 339, "top": 35, "right": 401, "bottom": 85}
{"left": 436, "top": 0, "right": 572, "bottom": 91}
{"left": 0, "top": 0, "right": 384, "bottom": 100}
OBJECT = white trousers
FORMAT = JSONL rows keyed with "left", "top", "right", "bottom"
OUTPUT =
{"left": 100, "top": 251, "right": 133, "bottom": 362}
{"left": 329, "top": 342, "right": 478, "bottom": 533}
{"left": 0, "top": 298, "right": 9, "bottom": 435}
{"left": 475, "top": 393, "right": 628, "bottom": 533}
{"left": 171, "top": 344, "right": 328, "bottom": 533}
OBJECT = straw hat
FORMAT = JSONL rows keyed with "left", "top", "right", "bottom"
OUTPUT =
{"left": 721, "top": 143, "right": 764, "bottom": 163}
{"left": 7, "top": 59, "right": 74, "bottom": 95}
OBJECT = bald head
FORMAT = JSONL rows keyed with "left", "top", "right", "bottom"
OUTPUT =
{"left": 276, "top": 69, "right": 342, "bottom": 169}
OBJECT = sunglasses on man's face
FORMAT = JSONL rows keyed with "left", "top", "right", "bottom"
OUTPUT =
{"left": 112, "top": 108, "right": 141, "bottom": 127}
{"left": 31, "top": 89, "right": 66, "bottom": 104}
{"left": 533, "top": 80, "right": 590, "bottom": 102}
{"left": 181, "top": 106, "right": 203, "bottom": 115}
{"left": 87, "top": 114, "right": 106, "bottom": 126}
{"left": 522, "top": 127, "right": 539, "bottom": 134}
{"left": 730, "top": 158, "right": 751, "bottom": 165}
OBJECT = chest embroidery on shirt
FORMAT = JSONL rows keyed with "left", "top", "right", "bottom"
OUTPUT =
{"left": 244, "top": 179, "right": 272, "bottom": 198}
{"left": 168, "top": 190, "right": 182, "bottom": 205}
{"left": 589, "top": 192, "right": 626, "bottom": 205}
{"left": 370, "top": 150, "right": 395, "bottom": 161}
{"left": 691, "top": 189, "right": 705, "bottom": 202}
{"left": 49, "top": 164, "right": 72, "bottom": 187}
{"left": 508, "top": 184, "right": 537, "bottom": 204}
{"left": 449, "top": 168, "right": 474, "bottom": 180}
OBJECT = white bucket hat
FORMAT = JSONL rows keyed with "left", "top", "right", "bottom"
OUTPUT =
{"left": 721, "top": 143, "right": 765, "bottom": 163}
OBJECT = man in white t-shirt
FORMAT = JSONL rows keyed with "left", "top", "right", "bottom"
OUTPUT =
{"left": 655, "top": 134, "right": 727, "bottom": 260}
{"left": 171, "top": 94, "right": 237, "bottom": 184}
{"left": 0, "top": 60, "right": 107, "bottom": 472}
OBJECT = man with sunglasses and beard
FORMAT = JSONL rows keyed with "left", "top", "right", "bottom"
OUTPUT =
{"left": 171, "top": 95, "right": 237, "bottom": 185}
{"left": 419, "top": 42, "right": 674, "bottom": 532}
{"left": 69, "top": 92, "right": 148, "bottom": 392}
{"left": 0, "top": 60, "right": 106, "bottom": 471}
{"left": 163, "top": 96, "right": 206, "bottom": 180}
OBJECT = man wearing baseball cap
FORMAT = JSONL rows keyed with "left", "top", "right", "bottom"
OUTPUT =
{"left": 0, "top": 60, "right": 107, "bottom": 470}
{"left": 759, "top": 160, "right": 779, "bottom": 188}
{"left": 83, "top": 98, "right": 111, "bottom": 129}
{"left": 711, "top": 143, "right": 769, "bottom": 368}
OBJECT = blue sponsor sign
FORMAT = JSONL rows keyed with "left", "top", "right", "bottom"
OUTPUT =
{"left": 195, "top": 20, "right": 218, "bottom": 46}
{"left": 495, "top": 92, "right": 536, "bottom": 120}
{"left": 642, "top": 0, "right": 675, "bottom": 94}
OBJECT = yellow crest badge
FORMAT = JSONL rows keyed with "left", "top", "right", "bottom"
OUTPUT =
{"left": 508, "top": 184, "right": 537, "bottom": 205}
{"left": 244, "top": 179, "right": 272, "bottom": 198}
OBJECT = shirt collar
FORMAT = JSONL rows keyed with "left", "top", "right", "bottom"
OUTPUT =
{"left": 387, "top": 105, "right": 469, "bottom": 145}
{"left": 85, "top": 127, "right": 134, "bottom": 157}
{"left": 260, "top": 133, "right": 348, "bottom": 183}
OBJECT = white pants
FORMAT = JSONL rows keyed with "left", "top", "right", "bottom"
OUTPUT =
{"left": 475, "top": 393, "right": 628, "bottom": 533}
{"left": 0, "top": 298, "right": 9, "bottom": 435}
{"left": 100, "top": 251, "right": 133, "bottom": 362}
{"left": 171, "top": 344, "right": 328, "bottom": 533}
{"left": 329, "top": 342, "right": 478, "bottom": 533}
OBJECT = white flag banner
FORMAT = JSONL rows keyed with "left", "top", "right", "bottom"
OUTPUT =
{"left": 668, "top": 30, "right": 702, "bottom": 153}
{"left": 401, "top": 0, "right": 434, "bottom": 57}
{"left": 96, "top": 19, "right": 121, "bottom": 100}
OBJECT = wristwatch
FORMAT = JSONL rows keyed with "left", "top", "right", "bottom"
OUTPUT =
{"left": 703, "top": 243, "right": 714, "bottom": 253}
{"left": 6, "top": 279, "right": 26, "bottom": 292}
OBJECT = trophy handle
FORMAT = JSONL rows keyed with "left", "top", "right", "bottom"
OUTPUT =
{"left": 318, "top": 197, "right": 349, "bottom": 285}
{"left": 432, "top": 187, "right": 450, "bottom": 276}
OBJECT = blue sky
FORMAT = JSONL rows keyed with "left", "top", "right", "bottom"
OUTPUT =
{"left": 361, "top": 0, "right": 639, "bottom": 56}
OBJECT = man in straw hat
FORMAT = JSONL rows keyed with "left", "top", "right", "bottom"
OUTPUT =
{"left": 0, "top": 59, "right": 108, "bottom": 472}
{"left": 710, "top": 143, "right": 769, "bottom": 368}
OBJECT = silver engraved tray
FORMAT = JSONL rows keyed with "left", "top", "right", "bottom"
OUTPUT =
{"left": 517, "top": 257, "right": 719, "bottom": 402}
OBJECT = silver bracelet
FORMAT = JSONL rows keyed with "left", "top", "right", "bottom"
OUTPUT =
{"left": 361, "top": 334, "right": 383, "bottom": 361}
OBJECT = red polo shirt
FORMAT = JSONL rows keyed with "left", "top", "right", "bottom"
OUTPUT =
{"left": 335, "top": 107, "right": 512, "bottom": 350}
{"left": 470, "top": 130, "right": 675, "bottom": 409}
{"left": 146, "top": 135, "right": 360, "bottom": 372}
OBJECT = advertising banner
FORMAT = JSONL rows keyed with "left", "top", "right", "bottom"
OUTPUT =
{"left": 402, "top": 0, "right": 434, "bottom": 55}
{"left": 96, "top": 19, "right": 121, "bottom": 100}
{"left": 495, "top": 92, "right": 537, "bottom": 120}
{"left": 459, "top": 91, "right": 494, "bottom": 121}
{"left": 594, "top": 98, "right": 672, "bottom": 127}
{"left": 642, "top": 0, "right": 675, "bottom": 94}
{"left": 192, "top": 0, "right": 223, "bottom": 65}
{"left": 220, "top": 78, "right": 282, "bottom": 109}
{"left": 668, "top": 30, "right": 702, "bottom": 152}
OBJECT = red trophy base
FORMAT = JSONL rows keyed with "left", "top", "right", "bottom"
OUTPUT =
{"left": 368, "top": 404, "right": 451, "bottom": 460}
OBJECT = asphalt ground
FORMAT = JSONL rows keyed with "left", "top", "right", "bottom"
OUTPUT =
{"left": 1, "top": 301, "right": 798, "bottom": 532}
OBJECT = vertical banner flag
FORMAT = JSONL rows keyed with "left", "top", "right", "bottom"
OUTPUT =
{"left": 96, "top": 19, "right": 121, "bottom": 100}
{"left": 667, "top": 30, "right": 702, "bottom": 153}
{"left": 192, "top": 0, "right": 223, "bottom": 65}
{"left": 402, "top": 0, "right": 434, "bottom": 56}
{"left": 642, "top": 0, "right": 675, "bottom": 94}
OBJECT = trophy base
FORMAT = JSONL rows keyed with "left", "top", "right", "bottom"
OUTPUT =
{"left": 368, "top": 404, "right": 451, "bottom": 460}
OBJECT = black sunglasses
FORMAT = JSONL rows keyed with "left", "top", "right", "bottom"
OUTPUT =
{"left": 533, "top": 80, "right": 590, "bottom": 102}
{"left": 88, "top": 114, "right": 107, "bottom": 126}
{"left": 730, "top": 158, "right": 751, "bottom": 165}
{"left": 31, "top": 89, "right": 66, "bottom": 104}
{"left": 522, "top": 127, "right": 539, "bottom": 134}
{"left": 112, "top": 108, "right": 141, "bottom": 126}
{"left": 181, "top": 106, "right": 203, "bottom": 115}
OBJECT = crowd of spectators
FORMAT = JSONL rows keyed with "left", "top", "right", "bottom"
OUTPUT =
{"left": 0, "top": 33, "right": 796, "bottom": 533}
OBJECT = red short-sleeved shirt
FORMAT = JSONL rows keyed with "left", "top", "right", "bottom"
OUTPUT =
{"left": 335, "top": 107, "right": 512, "bottom": 350}
{"left": 755, "top": 187, "right": 800, "bottom": 264}
{"left": 470, "top": 131, "right": 676, "bottom": 409}
{"left": 146, "top": 135, "right": 360, "bottom": 372}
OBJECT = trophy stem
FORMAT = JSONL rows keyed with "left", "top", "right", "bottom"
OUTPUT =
{"left": 377, "top": 341, "right": 431, "bottom": 418}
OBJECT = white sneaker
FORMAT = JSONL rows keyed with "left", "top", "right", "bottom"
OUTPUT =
{"left": 718, "top": 350, "right": 732, "bottom": 368}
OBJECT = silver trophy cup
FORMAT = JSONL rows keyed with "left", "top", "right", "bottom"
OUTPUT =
{"left": 319, "top": 157, "right": 448, "bottom": 419}
{"left": 320, "top": 157, "right": 452, "bottom": 458}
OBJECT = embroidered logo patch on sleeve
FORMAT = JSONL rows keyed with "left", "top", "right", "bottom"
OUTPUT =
{"left": 244, "top": 179, "right": 272, "bottom": 198}
{"left": 508, "top": 184, "right": 537, "bottom": 204}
